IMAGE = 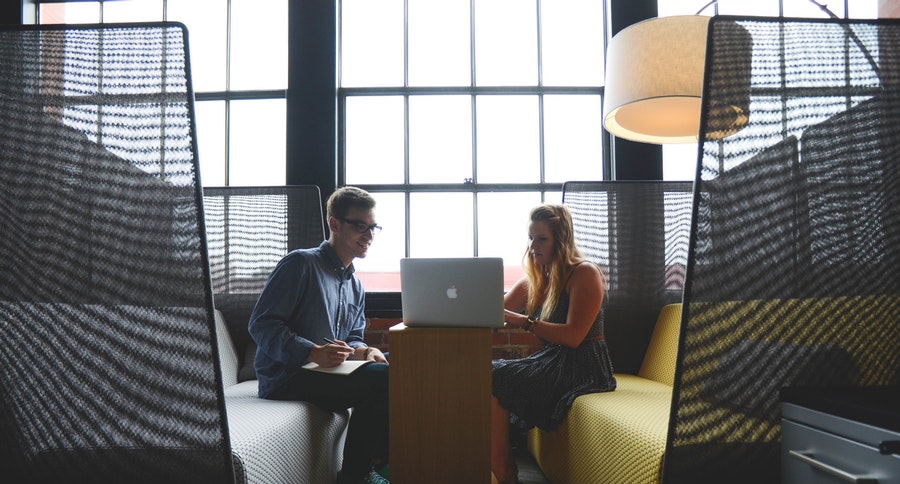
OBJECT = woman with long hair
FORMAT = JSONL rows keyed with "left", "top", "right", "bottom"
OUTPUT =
{"left": 491, "top": 204, "right": 616, "bottom": 484}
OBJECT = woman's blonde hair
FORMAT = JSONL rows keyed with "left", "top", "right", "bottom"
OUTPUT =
{"left": 522, "top": 204, "right": 583, "bottom": 320}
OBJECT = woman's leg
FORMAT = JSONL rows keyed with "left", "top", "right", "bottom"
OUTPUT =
{"left": 491, "top": 396, "right": 517, "bottom": 483}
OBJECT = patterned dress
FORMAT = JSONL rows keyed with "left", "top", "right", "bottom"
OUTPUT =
{"left": 492, "top": 269, "right": 616, "bottom": 431}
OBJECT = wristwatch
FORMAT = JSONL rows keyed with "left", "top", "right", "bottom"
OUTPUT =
{"left": 525, "top": 316, "right": 536, "bottom": 332}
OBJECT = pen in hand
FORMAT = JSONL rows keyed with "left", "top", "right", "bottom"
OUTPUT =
{"left": 323, "top": 338, "right": 353, "bottom": 353}
{"left": 322, "top": 337, "right": 352, "bottom": 364}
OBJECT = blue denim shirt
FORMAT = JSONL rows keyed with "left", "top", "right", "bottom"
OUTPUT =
{"left": 249, "top": 241, "right": 367, "bottom": 398}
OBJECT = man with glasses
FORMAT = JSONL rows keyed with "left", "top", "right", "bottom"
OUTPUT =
{"left": 249, "top": 186, "right": 389, "bottom": 484}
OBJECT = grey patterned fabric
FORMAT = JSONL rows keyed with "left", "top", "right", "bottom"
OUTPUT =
{"left": 215, "top": 310, "right": 350, "bottom": 483}
{"left": 0, "top": 23, "right": 232, "bottom": 483}
{"left": 562, "top": 181, "right": 693, "bottom": 374}
{"left": 216, "top": 310, "right": 240, "bottom": 388}
{"left": 225, "top": 388, "right": 350, "bottom": 484}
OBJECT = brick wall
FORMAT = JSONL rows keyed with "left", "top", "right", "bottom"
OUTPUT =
{"left": 364, "top": 318, "right": 543, "bottom": 360}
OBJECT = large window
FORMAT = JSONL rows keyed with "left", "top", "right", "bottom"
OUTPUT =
{"left": 30, "top": 0, "right": 888, "bottom": 294}
{"left": 657, "top": 0, "right": 881, "bottom": 181}
{"left": 339, "top": 0, "right": 608, "bottom": 290}
{"left": 33, "top": 0, "right": 608, "bottom": 293}
{"left": 36, "top": 0, "right": 288, "bottom": 188}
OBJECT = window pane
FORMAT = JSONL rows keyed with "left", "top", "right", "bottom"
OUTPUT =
{"left": 474, "top": 0, "right": 537, "bottom": 86}
{"left": 477, "top": 191, "right": 541, "bottom": 261}
{"left": 40, "top": 2, "right": 99, "bottom": 24}
{"left": 409, "top": 95, "right": 472, "bottom": 183}
{"left": 195, "top": 100, "right": 226, "bottom": 186}
{"left": 543, "top": 95, "right": 603, "bottom": 182}
{"left": 783, "top": 1, "right": 843, "bottom": 18}
{"left": 346, "top": 96, "right": 405, "bottom": 184}
{"left": 409, "top": 193, "right": 473, "bottom": 257}
{"left": 353, "top": 192, "right": 406, "bottom": 290}
{"left": 230, "top": 0, "right": 288, "bottom": 90}
{"left": 341, "top": 0, "right": 404, "bottom": 87}
{"left": 544, "top": 191, "right": 562, "bottom": 205}
{"left": 657, "top": 0, "right": 710, "bottom": 17}
{"left": 167, "top": 0, "right": 227, "bottom": 92}
{"left": 103, "top": 0, "right": 163, "bottom": 22}
{"left": 716, "top": 0, "right": 779, "bottom": 16}
{"left": 408, "top": 0, "right": 471, "bottom": 86}
{"left": 478, "top": 191, "right": 540, "bottom": 289}
{"left": 663, "top": 143, "right": 698, "bottom": 181}
{"left": 849, "top": 1, "right": 878, "bottom": 18}
{"left": 541, "top": 0, "right": 603, "bottom": 86}
{"left": 476, "top": 95, "right": 540, "bottom": 183}
{"left": 229, "top": 99, "right": 286, "bottom": 186}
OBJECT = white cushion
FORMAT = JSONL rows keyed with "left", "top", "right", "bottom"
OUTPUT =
{"left": 214, "top": 309, "right": 239, "bottom": 388}
{"left": 224, "top": 380, "right": 350, "bottom": 484}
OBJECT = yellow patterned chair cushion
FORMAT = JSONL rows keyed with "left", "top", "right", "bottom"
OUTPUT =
{"left": 527, "top": 304, "right": 682, "bottom": 484}
{"left": 637, "top": 303, "right": 682, "bottom": 386}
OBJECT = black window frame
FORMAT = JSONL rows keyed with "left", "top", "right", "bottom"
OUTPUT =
{"left": 12, "top": 0, "right": 664, "bottom": 318}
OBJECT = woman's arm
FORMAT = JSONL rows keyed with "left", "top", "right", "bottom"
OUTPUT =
{"left": 529, "top": 263, "right": 604, "bottom": 348}
{"left": 504, "top": 276, "right": 529, "bottom": 312}
{"left": 503, "top": 277, "right": 530, "bottom": 327}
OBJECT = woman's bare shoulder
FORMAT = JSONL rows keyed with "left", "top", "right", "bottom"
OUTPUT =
{"left": 573, "top": 260, "right": 601, "bottom": 276}
{"left": 568, "top": 260, "right": 603, "bottom": 286}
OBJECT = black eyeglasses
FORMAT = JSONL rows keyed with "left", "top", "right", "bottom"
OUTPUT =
{"left": 338, "top": 217, "right": 382, "bottom": 234}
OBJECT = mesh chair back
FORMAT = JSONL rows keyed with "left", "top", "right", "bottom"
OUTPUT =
{"left": 0, "top": 24, "right": 232, "bottom": 482}
{"left": 203, "top": 186, "right": 325, "bottom": 358}
{"left": 664, "top": 17, "right": 900, "bottom": 482}
{"left": 563, "top": 181, "right": 693, "bottom": 374}
{"left": 204, "top": 185, "right": 325, "bottom": 295}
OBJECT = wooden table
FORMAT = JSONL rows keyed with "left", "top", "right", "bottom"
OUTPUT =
{"left": 388, "top": 323, "right": 492, "bottom": 484}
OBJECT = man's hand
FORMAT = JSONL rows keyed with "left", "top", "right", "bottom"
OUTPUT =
{"left": 363, "top": 346, "right": 388, "bottom": 364}
{"left": 308, "top": 340, "right": 353, "bottom": 368}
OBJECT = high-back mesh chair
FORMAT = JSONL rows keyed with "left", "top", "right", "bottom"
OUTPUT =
{"left": 562, "top": 181, "right": 693, "bottom": 374}
{"left": 0, "top": 23, "right": 233, "bottom": 482}
{"left": 203, "top": 186, "right": 325, "bottom": 381}
{"left": 664, "top": 17, "right": 900, "bottom": 482}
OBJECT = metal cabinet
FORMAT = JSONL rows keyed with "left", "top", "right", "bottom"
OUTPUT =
{"left": 781, "top": 387, "right": 900, "bottom": 484}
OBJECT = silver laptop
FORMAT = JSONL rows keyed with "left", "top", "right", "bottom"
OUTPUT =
{"left": 400, "top": 257, "right": 505, "bottom": 328}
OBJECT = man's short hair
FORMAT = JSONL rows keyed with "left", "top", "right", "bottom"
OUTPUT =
{"left": 326, "top": 186, "right": 376, "bottom": 220}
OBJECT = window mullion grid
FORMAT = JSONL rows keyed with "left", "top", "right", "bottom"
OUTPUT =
{"left": 224, "top": 0, "right": 233, "bottom": 185}
{"left": 471, "top": 90, "right": 479, "bottom": 256}
{"left": 403, "top": 0, "right": 411, "bottom": 258}
{"left": 536, "top": 0, "right": 548, "bottom": 201}
{"left": 404, "top": 93, "right": 411, "bottom": 258}
{"left": 343, "top": 0, "right": 604, "bottom": 258}
{"left": 470, "top": 0, "right": 478, "bottom": 256}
